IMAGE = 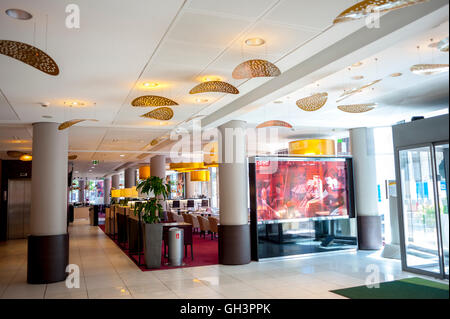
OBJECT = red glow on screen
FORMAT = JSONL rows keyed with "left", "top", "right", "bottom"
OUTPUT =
{"left": 256, "top": 160, "right": 349, "bottom": 221}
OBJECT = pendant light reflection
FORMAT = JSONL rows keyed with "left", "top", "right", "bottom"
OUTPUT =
{"left": 410, "top": 64, "right": 449, "bottom": 76}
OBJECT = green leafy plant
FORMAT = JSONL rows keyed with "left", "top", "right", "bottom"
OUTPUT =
{"left": 134, "top": 176, "right": 169, "bottom": 224}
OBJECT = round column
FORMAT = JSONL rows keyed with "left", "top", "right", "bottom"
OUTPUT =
{"left": 350, "top": 127, "right": 382, "bottom": 250}
{"left": 185, "top": 172, "right": 196, "bottom": 198}
{"left": 103, "top": 177, "right": 111, "bottom": 205}
{"left": 124, "top": 167, "right": 136, "bottom": 188}
{"left": 218, "top": 120, "right": 250, "bottom": 265}
{"left": 111, "top": 174, "right": 120, "bottom": 189}
{"left": 28, "top": 122, "right": 69, "bottom": 284}
{"left": 151, "top": 155, "right": 166, "bottom": 179}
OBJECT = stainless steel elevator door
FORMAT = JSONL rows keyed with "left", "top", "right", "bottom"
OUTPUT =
{"left": 7, "top": 179, "right": 31, "bottom": 239}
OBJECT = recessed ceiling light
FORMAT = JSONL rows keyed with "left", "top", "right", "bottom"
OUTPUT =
{"left": 42, "top": 115, "right": 53, "bottom": 119}
{"left": 143, "top": 82, "right": 159, "bottom": 88}
{"left": 352, "top": 75, "right": 364, "bottom": 80}
{"left": 5, "top": 8, "right": 32, "bottom": 20}
{"left": 202, "top": 76, "right": 221, "bottom": 82}
{"left": 195, "top": 98, "right": 208, "bottom": 103}
{"left": 64, "top": 101, "right": 86, "bottom": 107}
{"left": 352, "top": 61, "right": 363, "bottom": 67}
{"left": 245, "top": 38, "right": 265, "bottom": 46}
{"left": 120, "top": 154, "right": 125, "bottom": 157}
{"left": 273, "top": 100, "right": 283, "bottom": 104}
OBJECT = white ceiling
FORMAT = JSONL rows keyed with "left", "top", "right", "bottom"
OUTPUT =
{"left": 0, "top": 0, "right": 448, "bottom": 178}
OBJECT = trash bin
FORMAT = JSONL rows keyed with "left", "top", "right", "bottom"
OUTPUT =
{"left": 168, "top": 227, "right": 184, "bottom": 266}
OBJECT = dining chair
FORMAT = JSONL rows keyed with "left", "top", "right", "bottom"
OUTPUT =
{"left": 190, "top": 215, "right": 200, "bottom": 233}
{"left": 208, "top": 217, "right": 219, "bottom": 240}
{"left": 197, "top": 216, "right": 210, "bottom": 239}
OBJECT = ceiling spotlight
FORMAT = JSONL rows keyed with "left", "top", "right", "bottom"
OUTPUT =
{"left": 352, "top": 75, "right": 364, "bottom": 80}
{"left": 245, "top": 38, "right": 265, "bottom": 46}
{"left": 143, "top": 82, "right": 159, "bottom": 88}
{"left": 64, "top": 101, "right": 85, "bottom": 107}
{"left": 40, "top": 102, "right": 50, "bottom": 107}
{"left": 195, "top": 98, "right": 208, "bottom": 103}
{"left": 352, "top": 62, "right": 363, "bottom": 67}
{"left": 390, "top": 72, "right": 403, "bottom": 77}
{"left": 5, "top": 8, "right": 32, "bottom": 20}
{"left": 120, "top": 154, "right": 125, "bottom": 157}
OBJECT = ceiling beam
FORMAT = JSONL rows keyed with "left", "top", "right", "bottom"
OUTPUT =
{"left": 201, "top": 0, "right": 449, "bottom": 129}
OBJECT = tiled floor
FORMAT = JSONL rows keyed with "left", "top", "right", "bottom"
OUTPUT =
{"left": 0, "top": 219, "right": 444, "bottom": 299}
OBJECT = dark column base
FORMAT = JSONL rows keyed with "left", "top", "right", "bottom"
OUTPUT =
{"left": 219, "top": 224, "right": 251, "bottom": 265}
{"left": 357, "top": 215, "right": 382, "bottom": 250}
{"left": 27, "top": 234, "right": 69, "bottom": 284}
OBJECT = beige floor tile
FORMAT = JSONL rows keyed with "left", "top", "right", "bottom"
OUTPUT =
{"left": 87, "top": 286, "right": 132, "bottom": 299}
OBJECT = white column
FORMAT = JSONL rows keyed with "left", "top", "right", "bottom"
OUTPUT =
{"left": 104, "top": 177, "right": 111, "bottom": 205}
{"left": 30, "top": 122, "right": 68, "bottom": 236}
{"left": 217, "top": 120, "right": 250, "bottom": 265}
{"left": 28, "top": 122, "right": 69, "bottom": 284}
{"left": 350, "top": 127, "right": 382, "bottom": 250}
{"left": 185, "top": 172, "right": 196, "bottom": 198}
{"left": 151, "top": 155, "right": 166, "bottom": 179}
{"left": 350, "top": 128, "right": 379, "bottom": 217}
{"left": 78, "top": 179, "right": 85, "bottom": 204}
{"left": 124, "top": 167, "right": 136, "bottom": 188}
{"left": 111, "top": 174, "right": 120, "bottom": 189}
{"left": 218, "top": 120, "right": 248, "bottom": 225}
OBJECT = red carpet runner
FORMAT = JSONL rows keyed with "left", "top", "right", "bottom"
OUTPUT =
{"left": 98, "top": 225, "right": 218, "bottom": 271}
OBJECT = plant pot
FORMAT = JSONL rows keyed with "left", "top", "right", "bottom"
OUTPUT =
{"left": 143, "top": 223, "right": 163, "bottom": 269}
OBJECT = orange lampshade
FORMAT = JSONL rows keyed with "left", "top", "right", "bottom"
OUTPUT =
{"left": 190, "top": 170, "right": 210, "bottom": 182}
{"left": 169, "top": 162, "right": 205, "bottom": 172}
{"left": 289, "top": 139, "right": 336, "bottom": 156}
{"left": 19, "top": 154, "right": 32, "bottom": 161}
{"left": 131, "top": 186, "right": 139, "bottom": 197}
{"left": 139, "top": 166, "right": 150, "bottom": 179}
{"left": 120, "top": 188, "right": 132, "bottom": 198}
{"left": 111, "top": 189, "right": 121, "bottom": 198}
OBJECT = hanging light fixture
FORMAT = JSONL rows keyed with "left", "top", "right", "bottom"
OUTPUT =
{"left": 58, "top": 119, "right": 98, "bottom": 130}
{"left": 296, "top": 93, "right": 328, "bottom": 112}
{"left": 337, "top": 103, "right": 377, "bottom": 113}
{"left": 139, "top": 166, "right": 150, "bottom": 179}
{"left": 189, "top": 81, "right": 239, "bottom": 94}
{"left": 131, "top": 95, "right": 178, "bottom": 107}
{"left": 190, "top": 170, "right": 210, "bottom": 182}
{"left": 232, "top": 59, "right": 281, "bottom": 79}
{"left": 410, "top": 64, "right": 449, "bottom": 75}
{"left": 140, "top": 107, "right": 174, "bottom": 120}
{"left": 7, "top": 150, "right": 25, "bottom": 158}
{"left": 0, "top": 40, "right": 59, "bottom": 76}
{"left": 333, "top": 0, "right": 429, "bottom": 24}
{"left": 390, "top": 72, "right": 403, "bottom": 77}
{"left": 256, "top": 120, "right": 293, "bottom": 129}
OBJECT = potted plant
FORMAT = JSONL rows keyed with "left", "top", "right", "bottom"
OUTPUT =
{"left": 134, "top": 176, "right": 169, "bottom": 269}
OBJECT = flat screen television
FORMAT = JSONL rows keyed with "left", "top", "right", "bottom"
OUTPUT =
{"left": 250, "top": 156, "right": 355, "bottom": 222}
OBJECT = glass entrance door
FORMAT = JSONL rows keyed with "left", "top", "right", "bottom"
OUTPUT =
{"left": 398, "top": 144, "right": 449, "bottom": 278}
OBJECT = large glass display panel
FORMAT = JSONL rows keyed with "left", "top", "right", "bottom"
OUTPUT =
{"left": 166, "top": 173, "right": 185, "bottom": 199}
{"left": 255, "top": 158, "right": 350, "bottom": 220}
{"left": 251, "top": 156, "right": 356, "bottom": 260}
{"left": 435, "top": 144, "right": 449, "bottom": 277}
{"left": 257, "top": 219, "right": 357, "bottom": 259}
{"left": 399, "top": 147, "right": 441, "bottom": 274}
